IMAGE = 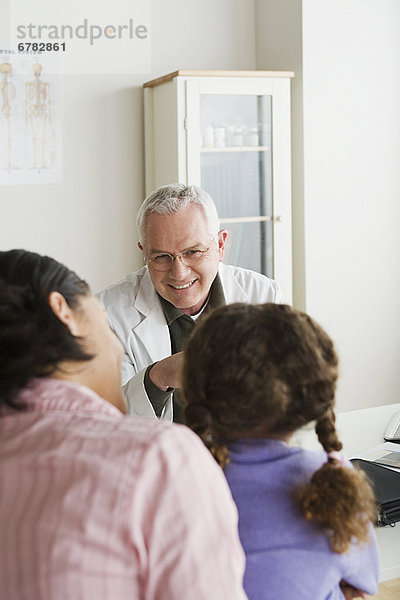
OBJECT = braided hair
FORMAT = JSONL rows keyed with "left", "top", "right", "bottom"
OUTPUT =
{"left": 183, "top": 303, "right": 376, "bottom": 553}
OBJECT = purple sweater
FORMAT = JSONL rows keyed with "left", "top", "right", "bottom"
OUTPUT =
{"left": 225, "top": 439, "right": 379, "bottom": 600}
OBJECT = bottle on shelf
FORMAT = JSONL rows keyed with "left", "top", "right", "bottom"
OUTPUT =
{"left": 202, "top": 125, "right": 214, "bottom": 148}
{"left": 245, "top": 126, "right": 259, "bottom": 147}
{"left": 232, "top": 127, "right": 244, "bottom": 147}
{"left": 214, "top": 125, "right": 226, "bottom": 148}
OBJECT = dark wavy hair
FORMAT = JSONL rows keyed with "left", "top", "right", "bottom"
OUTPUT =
{"left": 0, "top": 249, "right": 93, "bottom": 409}
{"left": 183, "top": 303, "right": 376, "bottom": 553}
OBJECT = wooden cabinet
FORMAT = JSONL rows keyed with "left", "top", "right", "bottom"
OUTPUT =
{"left": 143, "top": 70, "right": 294, "bottom": 301}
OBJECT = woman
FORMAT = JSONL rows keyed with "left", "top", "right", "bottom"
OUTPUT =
{"left": 0, "top": 249, "right": 247, "bottom": 600}
{"left": 183, "top": 302, "right": 379, "bottom": 600}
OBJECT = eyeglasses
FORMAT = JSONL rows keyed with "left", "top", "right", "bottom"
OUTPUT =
{"left": 145, "top": 240, "right": 216, "bottom": 272}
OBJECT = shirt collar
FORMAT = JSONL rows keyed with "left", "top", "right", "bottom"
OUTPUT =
{"left": 207, "top": 271, "right": 226, "bottom": 310}
{"left": 158, "top": 294, "right": 190, "bottom": 326}
{"left": 158, "top": 273, "right": 226, "bottom": 325}
{"left": 228, "top": 438, "right": 297, "bottom": 462}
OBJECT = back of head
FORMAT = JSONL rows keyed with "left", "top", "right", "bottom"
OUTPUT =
{"left": 183, "top": 302, "right": 339, "bottom": 452}
{"left": 137, "top": 183, "right": 220, "bottom": 241}
{"left": 0, "top": 249, "right": 91, "bottom": 409}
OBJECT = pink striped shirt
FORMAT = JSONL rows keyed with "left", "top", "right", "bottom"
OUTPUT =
{"left": 0, "top": 378, "right": 246, "bottom": 599}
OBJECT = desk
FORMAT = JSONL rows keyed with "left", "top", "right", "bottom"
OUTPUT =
{"left": 292, "top": 403, "right": 400, "bottom": 582}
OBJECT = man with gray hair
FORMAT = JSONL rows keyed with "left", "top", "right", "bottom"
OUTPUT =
{"left": 98, "top": 183, "right": 282, "bottom": 422}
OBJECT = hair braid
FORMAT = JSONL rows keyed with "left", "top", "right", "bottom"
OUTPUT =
{"left": 296, "top": 408, "right": 375, "bottom": 552}
{"left": 184, "top": 391, "right": 229, "bottom": 468}
{"left": 315, "top": 407, "right": 342, "bottom": 453}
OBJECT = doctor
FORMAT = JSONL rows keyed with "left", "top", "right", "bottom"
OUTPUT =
{"left": 98, "top": 184, "right": 282, "bottom": 422}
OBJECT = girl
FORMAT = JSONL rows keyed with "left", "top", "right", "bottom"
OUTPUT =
{"left": 183, "top": 302, "right": 379, "bottom": 600}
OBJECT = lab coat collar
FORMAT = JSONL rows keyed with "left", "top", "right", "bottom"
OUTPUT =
{"left": 218, "top": 263, "right": 249, "bottom": 303}
{"left": 133, "top": 267, "right": 157, "bottom": 316}
{"left": 133, "top": 267, "right": 171, "bottom": 362}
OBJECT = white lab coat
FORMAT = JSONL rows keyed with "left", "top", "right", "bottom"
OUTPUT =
{"left": 97, "top": 262, "right": 282, "bottom": 421}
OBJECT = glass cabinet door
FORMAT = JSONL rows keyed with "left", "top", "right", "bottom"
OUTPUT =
{"left": 143, "top": 73, "right": 292, "bottom": 300}
{"left": 199, "top": 93, "right": 273, "bottom": 276}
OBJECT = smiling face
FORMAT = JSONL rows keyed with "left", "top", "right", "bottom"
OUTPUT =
{"left": 139, "top": 204, "right": 227, "bottom": 316}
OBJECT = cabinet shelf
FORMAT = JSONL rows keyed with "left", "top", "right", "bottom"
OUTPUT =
{"left": 200, "top": 146, "right": 270, "bottom": 153}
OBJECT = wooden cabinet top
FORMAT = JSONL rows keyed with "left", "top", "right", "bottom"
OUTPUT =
{"left": 143, "top": 70, "right": 295, "bottom": 88}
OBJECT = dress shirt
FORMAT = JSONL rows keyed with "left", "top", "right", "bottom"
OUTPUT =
{"left": 0, "top": 378, "right": 247, "bottom": 600}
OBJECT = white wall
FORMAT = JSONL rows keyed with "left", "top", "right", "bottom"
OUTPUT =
{"left": 256, "top": 0, "right": 400, "bottom": 412}
{"left": 303, "top": 0, "right": 400, "bottom": 412}
{"left": 2, "top": 0, "right": 399, "bottom": 413}
{"left": 0, "top": 0, "right": 256, "bottom": 292}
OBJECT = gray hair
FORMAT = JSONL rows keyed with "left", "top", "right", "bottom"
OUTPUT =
{"left": 137, "top": 184, "right": 220, "bottom": 242}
